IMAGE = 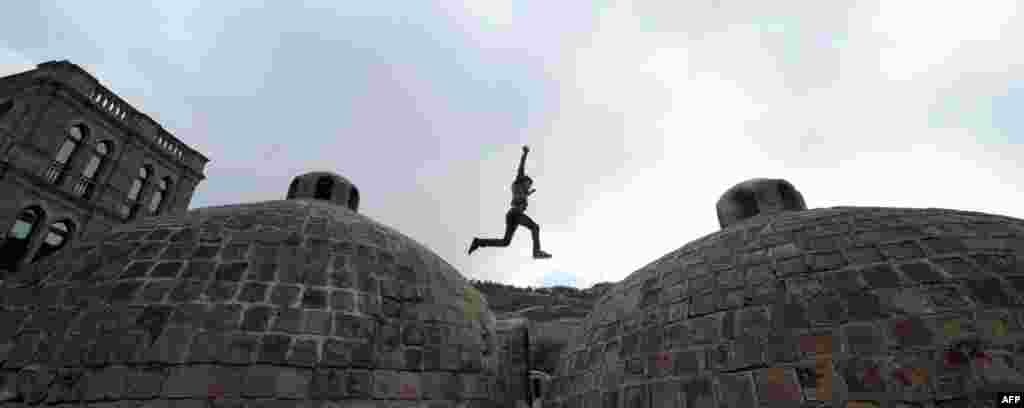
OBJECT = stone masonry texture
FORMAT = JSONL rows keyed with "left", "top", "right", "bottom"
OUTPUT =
{"left": 0, "top": 185, "right": 505, "bottom": 407}
{"left": 545, "top": 206, "right": 1024, "bottom": 407}
{"left": 3, "top": 168, "right": 1024, "bottom": 408}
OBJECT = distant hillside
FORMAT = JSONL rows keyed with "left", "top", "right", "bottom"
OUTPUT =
{"left": 469, "top": 280, "right": 614, "bottom": 322}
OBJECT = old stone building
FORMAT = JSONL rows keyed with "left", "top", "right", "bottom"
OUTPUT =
{"left": 0, "top": 60, "right": 208, "bottom": 277}
{"left": 546, "top": 179, "right": 1024, "bottom": 407}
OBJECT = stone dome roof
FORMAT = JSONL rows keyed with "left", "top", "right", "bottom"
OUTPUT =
{"left": 548, "top": 181, "right": 1024, "bottom": 406}
{"left": 0, "top": 174, "right": 501, "bottom": 405}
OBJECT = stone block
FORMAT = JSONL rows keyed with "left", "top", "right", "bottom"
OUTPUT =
{"left": 215, "top": 262, "right": 248, "bottom": 282}
{"left": 241, "top": 305, "right": 273, "bottom": 332}
{"left": 247, "top": 262, "right": 278, "bottom": 282}
{"left": 180, "top": 261, "right": 214, "bottom": 280}
{"left": 139, "top": 280, "right": 175, "bottom": 303}
{"left": 717, "top": 372, "right": 757, "bottom": 408}
{"left": 274, "top": 367, "right": 311, "bottom": 399}
{"left": 859, "top": 263, "right": 902, "bottom": 288}
{"left": 334, "top": 313, "right": 375, "bottom": 339}
{"left": 191, "top": 244, "right": 220, "bottom": 260}
{"left": 376, "top": 347, "right": 404, "bottom": 370}
{"left": 302, "top": 288, "right": 328, "bottom": 309}
{"left": 345, "top": 370, "right": 372, "bottom": 398}
{"left": 843, "top": 291, "right": 885, "bottom": 322}
{"left": 932, "top": 256, "right": 974, "bottom": 278}
{"left": 204, "top": 281, "right": 239, "bottom": 302}
{"left": 330, "top": 289, "right": 356, "bottom": 312}
{"left": 303, "top": 309, "right": 332, "bottom": 336}
{"left": 168, "top": 280, "right": 208, "bottom": 303}
{"left": 203, "top": 304, "right": 242, "bottom": 331}
{"left": 242, "top": 365, "right": 278, "bottom": 398}
{"left": 224, "top": 333, "right": 259, "bottom": 364}
{"left": 238, "top": 282, "right": 269, "bottom": 303}
{"left": 372, "top": 370, "right": 399, "bottom": 399}
{"left": 807, "top": 295, "right": 845, "bottom": 327}
{"left": 878, "top": 241, "right": 924, "bottom": 261}
{"left": 320, "top": 338, "right": 351, "bottom": 368}
{"left": 269, "top": 284, "right": 301, "bottom": 307}
{"left": 259, "top": 334, "right": 292, "bottom": 363}
{"left": 273, "top": 307, "right": 304, "bottom": 334}
{"left": 288, "top": 338, "right": 319, "bottom": 367}
{"left": 899, "top": 261, "right": 947, "bottom": 284}
{"left": 309, "top": 368, "right": 346, "bottom": 400}
{"left": 350, "top": 342, "right": 375, "bottom": 368}
{"left": 965, "top": 278, "right": 1018, "bottom": 307}
{"left": 163, "top": 365, "right": 216, "bottom": 398}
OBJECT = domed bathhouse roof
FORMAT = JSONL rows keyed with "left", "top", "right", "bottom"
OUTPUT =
{"left": 545, "top": 179, "right": 1024, "bottom": 407}
{"left": 0, "top": 172, "right": 503, "bottom": 406}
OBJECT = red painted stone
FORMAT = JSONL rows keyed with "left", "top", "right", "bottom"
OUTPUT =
{"left": 656, "top": 351, "right": 672, "bottom": 369}
{"left": 863, "top": 366, "right": 882, "bottom": 385}
{"left": 892, "top": 368, "right": 913, "bottom": 386}
{"left": 893, "top": 320, "right": 913, "bottom": 337}
{"left": 400, "top": 383, "right": 418, "bottom": 400}
{"left": 800, "top": 336, "right": 816, "bottom": 353}
{"left": 944, "top": 350, "right": 967, "bottom": 367}
{"left": 207, "top": 383, "right": 225, "bottom": 400}
{"left": 767, "top": 383, "right": 801, "bottom": 401}
{"left": 973, "top": 351, "right": 992, "bottom": 367}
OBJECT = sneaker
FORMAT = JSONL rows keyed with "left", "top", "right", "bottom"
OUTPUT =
{"left": 533, "top": 250, "right": 552, "bottom": 259}
{"left": 468, "top": 238, "right": 480, "bottom": 255}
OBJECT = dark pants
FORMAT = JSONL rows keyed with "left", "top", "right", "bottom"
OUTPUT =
{"left": 476, "top": 208, "right": 541, "bottom": 252}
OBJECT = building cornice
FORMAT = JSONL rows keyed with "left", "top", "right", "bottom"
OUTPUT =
{"left": 33, "top": 77, "right": 207, "bottom": 182}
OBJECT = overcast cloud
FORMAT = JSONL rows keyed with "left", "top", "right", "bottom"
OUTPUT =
{"left": 2, "top": 1, "right": 1023, "bottom": 288}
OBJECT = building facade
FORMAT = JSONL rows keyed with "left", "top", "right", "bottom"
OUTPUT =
{"left": 0, "top": 60, "right": 208, "bottom": 277}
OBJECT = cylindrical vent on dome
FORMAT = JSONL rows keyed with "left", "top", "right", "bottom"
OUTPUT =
{"left": 716, "top": 178, "right": 806, "bottom": 228}
{"left": 286, "top": 171, "right": 359, "bottom": 212}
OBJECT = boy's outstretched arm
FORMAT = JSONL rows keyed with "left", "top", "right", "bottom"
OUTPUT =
{"left": 517, "top": 145, "right": 529, "bottom": 179}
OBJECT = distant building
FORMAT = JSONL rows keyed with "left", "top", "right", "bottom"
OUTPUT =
{"left": 0, "top": 60, "right": 208, "bottom": 276}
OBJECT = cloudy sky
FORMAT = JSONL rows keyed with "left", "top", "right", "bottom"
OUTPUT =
{"left": 3, "top": 1, "right": 1023, "bottom": 288}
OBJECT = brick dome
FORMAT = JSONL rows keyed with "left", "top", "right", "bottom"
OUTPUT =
{"left": 0, "top": 176, "right": 502, "bottom": 405}
{"left": 548, "top": 200, "right": 1024, "bottom": 406}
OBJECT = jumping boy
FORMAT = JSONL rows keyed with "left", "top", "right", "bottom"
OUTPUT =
{"left": 468, "top": 145, "right": 552, "bottom": 259}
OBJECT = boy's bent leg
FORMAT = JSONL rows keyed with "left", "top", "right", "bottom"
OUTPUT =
{"left": 517, "top": 213, "right": 551, "bottom": 258}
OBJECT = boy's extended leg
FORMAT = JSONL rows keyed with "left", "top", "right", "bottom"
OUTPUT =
{"left": 469, "top": 211, "right": 519, "bottom": 254}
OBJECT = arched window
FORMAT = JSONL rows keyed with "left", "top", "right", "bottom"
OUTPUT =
{"left": 124, "top": 166, "right": 151, "bottom": 218}
{"left": 148, "top": 177, "right": 170, "bottom": 215}
{"left": 47, "top": 124, "right": 89, "bottom": 184}
{"left": 0, "top": 100, "right": 13, "bottom": 119}
{"left": 74, "top": 141, "right": 111, "bottom": 198}
{"left": 31, "top": 220, "right": 73, "bottom": 262}
{"left": 128, "top": 166, "right": 149, "bottom": 202}
{"left": 0, "top": 207, "right": 44, "bottom": 271}
{"left": 314, "top": 177, "right": 334, "bottom": 200}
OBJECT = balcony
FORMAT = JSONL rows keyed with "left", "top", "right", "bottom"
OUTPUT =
{"left": 90, "top": 89, "right": 130, "bottom": 122}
